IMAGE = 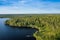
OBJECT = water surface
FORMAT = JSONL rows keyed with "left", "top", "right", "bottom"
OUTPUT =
{"left": 0, "top": 18, "right": 36, "bottom": 40}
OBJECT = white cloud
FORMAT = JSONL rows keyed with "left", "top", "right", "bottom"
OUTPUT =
{"left": 0, "top": 0, "right": 60, "bottom": 14}
{"left": 0, "top": 6, "right": 60, "bottom": 14}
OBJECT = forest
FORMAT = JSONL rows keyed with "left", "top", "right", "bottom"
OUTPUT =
{"left": 5, "top": 14, "right": 60, "bottom": 40}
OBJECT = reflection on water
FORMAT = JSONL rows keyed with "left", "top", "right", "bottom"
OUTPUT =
{"left": 0, "top": 18, "right": 36, "bottom": 40}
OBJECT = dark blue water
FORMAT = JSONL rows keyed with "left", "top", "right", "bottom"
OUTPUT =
{"left": 0, "top": 18, "right": 36, "bottom": 40}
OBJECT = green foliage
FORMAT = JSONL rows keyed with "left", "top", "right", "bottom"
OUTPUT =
{"left": 5, "top": 15, "right": 60, "bottom": 40}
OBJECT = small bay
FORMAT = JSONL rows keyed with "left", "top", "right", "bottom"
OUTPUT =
{"left": 0, "top": 18, "right": 36, "bottom": 40}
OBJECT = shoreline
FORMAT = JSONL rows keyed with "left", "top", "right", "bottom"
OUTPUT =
{"left": 5, "top": 24, "right": 40, "bottom": 40}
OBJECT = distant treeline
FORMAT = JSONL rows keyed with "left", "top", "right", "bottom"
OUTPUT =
{"left": 0, "top": 14, "right": 60, "bottom": 18}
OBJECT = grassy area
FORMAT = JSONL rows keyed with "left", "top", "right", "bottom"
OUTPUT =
{"left": 5, "top": 14, "right": 60, "bottom": 40}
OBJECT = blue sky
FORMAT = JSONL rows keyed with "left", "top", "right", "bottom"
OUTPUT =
{"left": 0, "top": 0, "right": 60, "bottom": 14}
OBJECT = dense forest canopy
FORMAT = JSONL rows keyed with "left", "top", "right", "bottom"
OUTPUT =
{"left": 5, "top": 14, "right": 60, "bottom": 40}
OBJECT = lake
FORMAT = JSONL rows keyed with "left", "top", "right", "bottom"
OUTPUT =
{"left": 0, "top": 18, "right": 36, "bottom": 40}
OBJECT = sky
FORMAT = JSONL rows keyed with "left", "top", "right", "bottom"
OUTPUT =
{"left": 0, "top": 0, "right": 60, "bottom": 14}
